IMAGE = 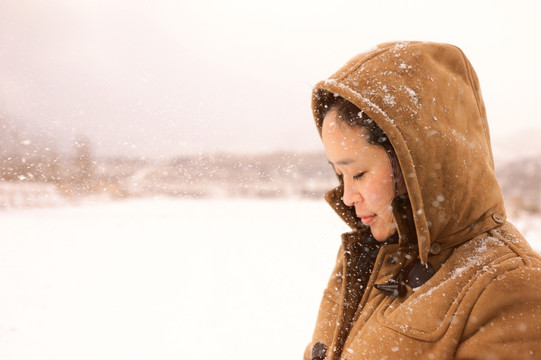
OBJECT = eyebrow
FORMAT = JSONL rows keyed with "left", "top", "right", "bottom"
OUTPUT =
{"left": 328, "top": 159, "right": 354, "bottom": 166}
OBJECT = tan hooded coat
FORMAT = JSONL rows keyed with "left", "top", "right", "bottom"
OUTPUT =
{"left": 305, "top": 41, "right": 541, "bottom": 360}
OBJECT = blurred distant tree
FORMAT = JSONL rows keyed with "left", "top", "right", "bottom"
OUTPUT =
{"left": 1, "top": 112, "right": 63, "bottom": 183}
{"left": 0, "top": 113, "right": 23, "bottom": 181}
{"left": 72, "top": 135, "right": 95, "bottom": 193}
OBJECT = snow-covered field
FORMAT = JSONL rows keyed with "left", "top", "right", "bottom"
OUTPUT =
{"left": 0, "top": 198, "right": 349, "bottom": 360}
{"left": 0, "top": 199, "right": 540, "bottom": 360}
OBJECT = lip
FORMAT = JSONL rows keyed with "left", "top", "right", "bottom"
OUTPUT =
{"left": 359, "top": 215, "right": 376, "bottom": 225}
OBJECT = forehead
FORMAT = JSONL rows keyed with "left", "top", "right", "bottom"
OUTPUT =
{"left": 322, "top": 110, "right": 388, "bottom": 167}
{"left": 322, "top": 111, "right": 370, "bottom": 146}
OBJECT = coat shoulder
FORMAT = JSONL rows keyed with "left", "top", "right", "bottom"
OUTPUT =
{"left": 375, "top": 222, "right": 541, "bottom": 341}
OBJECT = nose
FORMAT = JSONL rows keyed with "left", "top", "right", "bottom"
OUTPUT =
{"left": 342, "top": 178, "right": 361, "bottom": 207}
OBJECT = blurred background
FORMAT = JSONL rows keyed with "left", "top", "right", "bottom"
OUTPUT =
{"left": 1, "top": 0, "right": 540, "bottom": 359}
{"left": 1, "top": 0, "right": 541, "bottom": 208}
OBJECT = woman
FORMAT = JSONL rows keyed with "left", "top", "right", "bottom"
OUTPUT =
{"left": 305, "top": 41, "right": 541, "bottom": 360}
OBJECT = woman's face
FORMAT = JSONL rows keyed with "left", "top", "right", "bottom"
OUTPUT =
{"left": 322, "top": 110, "right": 400, "bottom": 241}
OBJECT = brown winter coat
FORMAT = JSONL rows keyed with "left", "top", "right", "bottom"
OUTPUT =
{"left": 305, "top": 41, "right": 541, "bottom": 360}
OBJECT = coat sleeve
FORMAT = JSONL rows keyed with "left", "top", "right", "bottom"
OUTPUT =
{"left": 455, "top": 265, "right": 541, "bottom": 359}
{"left": 304, "top": 244, "right": 345, "bottom": 360}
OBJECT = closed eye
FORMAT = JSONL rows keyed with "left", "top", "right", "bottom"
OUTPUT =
{"left": 353, "top": 172, "right": 365, "bottom": 181}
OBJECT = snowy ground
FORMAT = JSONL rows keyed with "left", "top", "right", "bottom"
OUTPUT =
{"left": 0, "top": 198, "right": 540, "bottom": 360}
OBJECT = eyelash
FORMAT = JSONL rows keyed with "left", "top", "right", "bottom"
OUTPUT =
{"left": 338, "top": 172, "right": 365, "bottom": 181}
{"left": 353, "top": 172, "right": 365, "bottom": 181}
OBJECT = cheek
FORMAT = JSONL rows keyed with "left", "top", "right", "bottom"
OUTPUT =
{"left": 363, "top": 181, "right": 387, "bottom": 202}
{"left": 365, "top": 176, "right": 395, "bottom": 203}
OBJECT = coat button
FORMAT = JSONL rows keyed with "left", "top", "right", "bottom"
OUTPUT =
{"left": 429, "top": 242, "right": 441, "bottom": 254}
{"left": 492, "top": 213, "right": 504, "bottom": 224}
{"left": 311, "top": 342, "right": 327, "bottom": 360}
{"left": 406, "top": 260, "right": 436, "bottom": 288}
{"left": 375, "top": 281, "right": 408, "bottom": 298}
{"left": 350, "top": 242, "right": 362, "bottom": 255}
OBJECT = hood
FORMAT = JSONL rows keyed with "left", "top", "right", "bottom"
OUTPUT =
{"left": 312, "top": 41, "right": 506, "bottom": 264}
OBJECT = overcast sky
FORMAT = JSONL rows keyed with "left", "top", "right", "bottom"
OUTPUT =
{"left": 1, "top": 0, "right": 540, "bottom": 158}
